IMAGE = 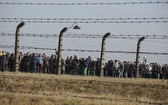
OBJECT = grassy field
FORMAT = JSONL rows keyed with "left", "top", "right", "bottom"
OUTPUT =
{"left": 0, "top": 72, "right": 168, "bottom": 105}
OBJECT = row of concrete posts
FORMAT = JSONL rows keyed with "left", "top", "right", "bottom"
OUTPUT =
{"left": 14, "top": 22, "right": 145, "bottom": 77}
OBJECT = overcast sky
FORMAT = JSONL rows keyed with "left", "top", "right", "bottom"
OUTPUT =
{"left": 0, "top": 0, "right": 168, "bottom": 64}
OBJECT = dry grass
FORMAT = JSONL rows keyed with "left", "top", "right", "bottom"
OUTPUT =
{"left": 0, "top": 72, "right": 168, "bottom": 105}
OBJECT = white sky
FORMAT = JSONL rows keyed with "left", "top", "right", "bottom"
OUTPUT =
{"left": 0, "top": 0, "right": 168, "bottom": 64}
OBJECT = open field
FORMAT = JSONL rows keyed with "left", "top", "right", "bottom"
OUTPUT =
{"left": 0, "top": 72, "right": 168, "bottom": 105}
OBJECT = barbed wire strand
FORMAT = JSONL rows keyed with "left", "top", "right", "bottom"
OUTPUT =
{"left": 1, "top": 17, "right": 168, "bottom": 21}
{"left": 0, "top": 20, "right": 168, "bottom": 23}
{"left": 0, "top": 2, "right": 168, "bottom": 5}
{"left": 0, "top": 33, "right": 167, "bottom": 39}
{"left": 0, "top": 45, "right": 167, "bottom": 55}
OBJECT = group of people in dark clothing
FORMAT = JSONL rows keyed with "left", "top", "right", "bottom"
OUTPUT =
{"left": 0, "top": 50, "right": 168, "bottom": 79}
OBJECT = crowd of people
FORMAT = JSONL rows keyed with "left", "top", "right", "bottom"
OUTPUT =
{"left": 0, "top": 50, "right": 168, "bottom": 79}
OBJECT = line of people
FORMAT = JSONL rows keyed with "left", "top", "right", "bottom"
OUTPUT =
{"left": 0, "top": 51, "right": 168, "bottom": 79}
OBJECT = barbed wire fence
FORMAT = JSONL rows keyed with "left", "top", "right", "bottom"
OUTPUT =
{"left": 0, "top": 1, "right": 168, "bottom": 74}
{"left": 0, "top": 17, "right": 168, "bottom": 23}
{"left": 1, "top": 17, "right": 168, "bottom": 20}
{"left": 1, "top": 20, "right": 168, "bottom": 23}
{"left": 0, "top": 17, "right": 167, "bottom": 62}
{"left": 0, "top": 2, "right": 168, "bottom": 5}
{"left": 0, "top": 32, "right": 168, "bottom": 39}
{"left": 0, "top": 45, "right": 167, "bottom": 55}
